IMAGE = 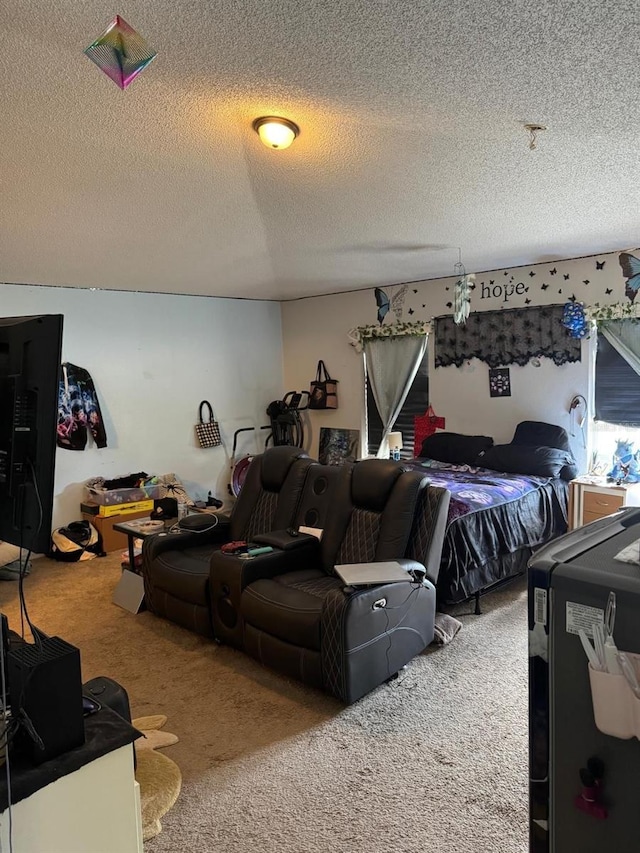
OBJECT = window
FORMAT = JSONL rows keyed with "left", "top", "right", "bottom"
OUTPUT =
{"left": 591, "top": 325, "right": 640, "bottom": 474}
{"left": 366, "top": 347, "right": 429, "bottom": 458}
{"left": 595, "top": 331, "right": 640, "bottom": 425}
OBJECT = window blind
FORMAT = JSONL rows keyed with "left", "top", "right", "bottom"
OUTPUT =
{"left": 595, "top": 332, "right": 640, "bottom": 426}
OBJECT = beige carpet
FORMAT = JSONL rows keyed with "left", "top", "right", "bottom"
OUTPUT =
{"left": 0, "top": 554, "right": 529, "bottom": 852}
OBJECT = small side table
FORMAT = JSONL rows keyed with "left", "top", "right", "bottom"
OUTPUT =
{"left": 568, "top": 477, "right": 640, "bottom": 530}
{"left": 112, "top": 517, "right": 176, "bottom": 613}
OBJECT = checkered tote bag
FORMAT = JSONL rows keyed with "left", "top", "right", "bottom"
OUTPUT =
{"left": 195, "top": 400, "right": 222, "bottom": 448}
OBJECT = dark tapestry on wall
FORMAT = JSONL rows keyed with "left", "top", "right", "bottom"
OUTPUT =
{"left": 434, "top": 304, "right": 581, "bottom": 369}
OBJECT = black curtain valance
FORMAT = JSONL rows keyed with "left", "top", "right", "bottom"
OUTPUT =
{"left": 434, "top": 304, "right": 581, "bottom": 368}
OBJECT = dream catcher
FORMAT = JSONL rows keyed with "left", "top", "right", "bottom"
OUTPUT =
{"left": 374, "top": 284, "right": 408, "bottom": 325}
{"left": 453, "top": 259, "right": 474, "bottom": 326}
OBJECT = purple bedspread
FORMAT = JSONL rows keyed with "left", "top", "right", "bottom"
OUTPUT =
{"left": 403, "top": 459, "right": 569, "bottom": 604}
{"left": 406, "top": 460, "right": 551, "bottom": 522}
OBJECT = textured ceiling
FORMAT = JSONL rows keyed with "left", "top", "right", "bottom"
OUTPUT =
{"left": 1, "top": 1, "right": 639, "bottom": 301}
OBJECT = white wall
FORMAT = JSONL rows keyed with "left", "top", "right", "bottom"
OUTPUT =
{"left": 281, "top": 251, "right": 634, "bottom": 472}
{"left": 0, "top": 284, "right": 284, "bottom": 530}
{"left": 3, "top": 247, "right": 632, "bottom": 536}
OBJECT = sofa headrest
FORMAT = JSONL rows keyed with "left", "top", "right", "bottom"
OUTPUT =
{"left": 260, "top": 446, "right": 310, "bottom": 491}
{"left": 351, "top": 460, "right": 404, "bottom": 511}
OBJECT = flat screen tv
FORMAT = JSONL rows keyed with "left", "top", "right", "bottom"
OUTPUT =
{"left": 0, "top": 314, "right": 63, "bottom": 553}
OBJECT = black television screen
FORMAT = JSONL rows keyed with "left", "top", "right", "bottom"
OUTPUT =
{"left": 0, "top": 314, "right": 63, "bottom": 553}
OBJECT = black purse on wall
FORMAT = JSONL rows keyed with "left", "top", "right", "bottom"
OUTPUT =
{"left": 308, "top": 360, "right": 339, "bottom": 410}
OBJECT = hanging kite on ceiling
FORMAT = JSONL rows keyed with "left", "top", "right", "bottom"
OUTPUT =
{"left": 84, "top": 15, "right": 157, "bottom": 90}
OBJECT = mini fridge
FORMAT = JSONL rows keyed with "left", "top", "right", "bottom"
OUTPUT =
{"left": 528, "top": 507, "right": 640, "bottom": 851}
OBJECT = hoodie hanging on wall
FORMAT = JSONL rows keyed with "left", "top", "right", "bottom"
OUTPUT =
{"left": 57, "top": 363, "right": 108, "bottom": 451}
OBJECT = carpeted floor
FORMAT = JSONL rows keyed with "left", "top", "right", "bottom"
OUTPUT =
{"left": 0, "top": 554, "right": 529, "bottom": 852}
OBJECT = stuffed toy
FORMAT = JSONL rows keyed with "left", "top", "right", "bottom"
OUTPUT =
{"left": 608, "top": 439, "right": 640, "bottom": 484}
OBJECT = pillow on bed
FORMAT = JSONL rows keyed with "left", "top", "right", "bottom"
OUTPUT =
{"left": 510, "top": 420, "right": 578, "bottom": 480}
{"left": 420, "top": 432, "right": 494, "bottom": 465}
{"left": 477, "top": 444, "right": 575, "bottom": 479}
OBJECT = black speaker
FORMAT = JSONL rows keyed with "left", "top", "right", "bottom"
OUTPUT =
{"left": 8, "top": 635, "right": 84, "bottom": 765}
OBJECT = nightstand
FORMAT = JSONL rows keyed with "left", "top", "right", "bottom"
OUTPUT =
{"left": 568, "top": 477, "right": 640, "bottom": 530}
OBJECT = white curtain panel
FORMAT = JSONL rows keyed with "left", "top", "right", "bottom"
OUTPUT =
{"left": 364, "top": 335, "right": 427, "bottom": 458}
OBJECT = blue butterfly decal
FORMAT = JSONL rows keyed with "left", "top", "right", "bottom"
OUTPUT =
{"left": 619, "top": 253, "right": 640, "bottom": 303}
{"left": 374, "top": 284, "right": 408, "bottom": 325}
{"left": 374, "top": 287, "right": 390, "bottom": 324}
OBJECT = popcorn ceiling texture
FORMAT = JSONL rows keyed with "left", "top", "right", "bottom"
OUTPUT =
{"left": 1, "top": 0, "right": 637, "bottom": 300}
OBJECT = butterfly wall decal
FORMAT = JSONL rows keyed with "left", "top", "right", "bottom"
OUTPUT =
{"left": 374, "top": 284, "right": 408, "bottom": 325}
{"left": 619, "top": 253, "right": 640, "bottom": 303}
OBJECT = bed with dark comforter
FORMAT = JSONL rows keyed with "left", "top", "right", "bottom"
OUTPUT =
{"left": 404, "top": 420, "right": 574, "bottom": 608}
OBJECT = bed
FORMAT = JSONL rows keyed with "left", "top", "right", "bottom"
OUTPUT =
{"left": 405, "top": 421, "right": 575, "bottom": 610}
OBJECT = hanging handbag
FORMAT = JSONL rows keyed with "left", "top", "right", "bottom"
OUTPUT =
{"left": 308, "top": 360, "right": 339, "bottom": 410}
{"left": 195, "top": 401, "right": 222, "bottom": 448}
{"left": 413, "top": 405, "right": 446, "bottom": 456}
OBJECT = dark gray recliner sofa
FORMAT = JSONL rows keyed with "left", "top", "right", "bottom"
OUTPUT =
{"left": 142, "top": 446, "right": 313, "bottom": 636}
{"left": 210, "top": 459, "right": 451, "bottom": 703}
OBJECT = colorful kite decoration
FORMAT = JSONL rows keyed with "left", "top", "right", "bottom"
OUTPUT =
{"left": 85, "top": 16, "right": 157, "bottom": 89}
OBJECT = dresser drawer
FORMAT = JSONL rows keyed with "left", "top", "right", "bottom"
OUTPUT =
{"left": 582, "top": 489, "right": 624, "bottom": 519}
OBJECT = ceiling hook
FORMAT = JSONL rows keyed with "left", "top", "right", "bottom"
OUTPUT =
{"left": 524, "top": 123, "right": 547, "bottom": 150}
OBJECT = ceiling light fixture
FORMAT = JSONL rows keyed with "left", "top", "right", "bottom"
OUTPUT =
{"left": 253, "top": 116, "right": 300, "bottom": 150}
{"left": 524, "top": 123, "right": 547, "bottom": 150}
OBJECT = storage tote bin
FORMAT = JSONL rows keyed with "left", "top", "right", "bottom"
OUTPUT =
{"left": 84, "top": 482, "right": 161, "bottom": 506}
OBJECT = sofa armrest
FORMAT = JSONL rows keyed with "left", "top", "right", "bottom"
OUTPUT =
{"left": 143, "top": 518, "right": 231, "bottom": 561}
{"left": 211, "top": 538, "right": 321, "bottom": 589}
{"left": 321, "top": 578, "right": 436, "bottom": 702}
{"left": 394, "top": 558, "right": 428, "bottom": 584}
{"left": 252, "top": 529, "right": 318, "bottom": 551}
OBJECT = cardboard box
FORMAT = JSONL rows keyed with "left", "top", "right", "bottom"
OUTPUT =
{"left": 82, "top": 509, "right": 151, "bottom": 553}
{"left": 98, "top": 500, "right": 154, "bottom": 518}
{"left": 81, "top": 500, "right": 154, "bottom": 518}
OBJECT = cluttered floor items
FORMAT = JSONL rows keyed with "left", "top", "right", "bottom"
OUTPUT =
{"left": 78, "top": 472, "right": 221, "bottom": 556}
{"left": 0, "top": 542, "right": 31, "bottom": 581}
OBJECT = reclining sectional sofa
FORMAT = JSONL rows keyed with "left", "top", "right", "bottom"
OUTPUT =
{"left": 142, "top": 446, "right": 451, "bottom": 703}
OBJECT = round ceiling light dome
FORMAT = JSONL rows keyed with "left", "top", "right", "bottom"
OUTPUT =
{"left": 253, "top": 116, "right": 300, "bottom": 150}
